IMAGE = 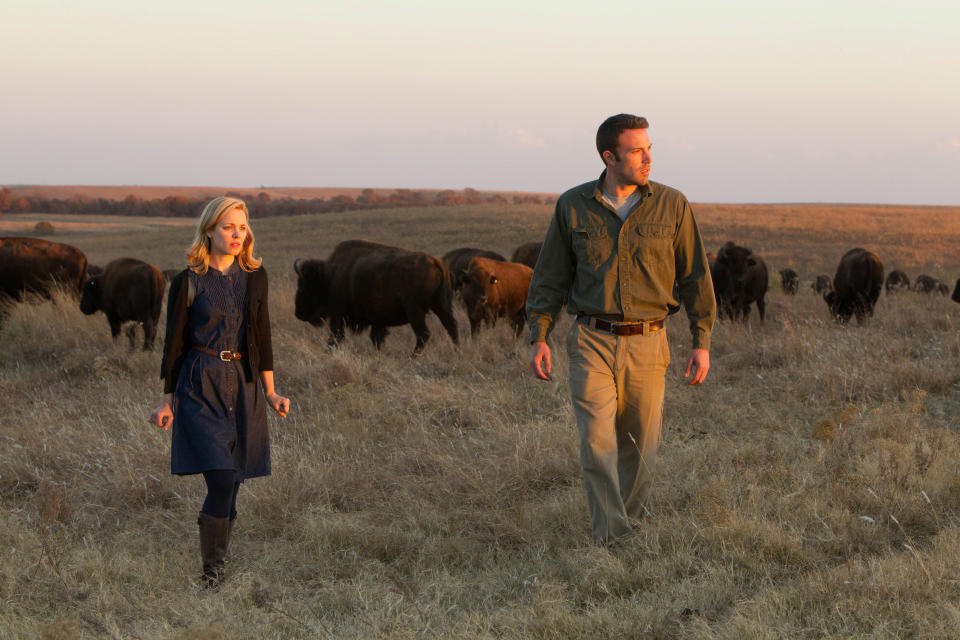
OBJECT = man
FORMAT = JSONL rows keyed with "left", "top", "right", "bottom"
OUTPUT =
{"left": 527, "top": 114, "right": 715, "bottom": 544}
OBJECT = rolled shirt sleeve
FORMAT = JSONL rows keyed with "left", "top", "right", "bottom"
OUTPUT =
{"left": 526, "top": 199, "right": 575, "bottom": 343}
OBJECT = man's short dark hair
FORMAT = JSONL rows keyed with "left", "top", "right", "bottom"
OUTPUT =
{"left": 596, "top": 114, "right": 649, "bottom": 159}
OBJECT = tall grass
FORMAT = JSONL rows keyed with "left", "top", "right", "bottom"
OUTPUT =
{"left": 2, "top": 203, "right": 960, "bottom": 638}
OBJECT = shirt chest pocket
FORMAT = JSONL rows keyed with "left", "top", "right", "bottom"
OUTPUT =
{"left": 572, "top": 224, "right": 615, "bottom": 268}
{"left": 632, "top": 223, "right": 674, "bottom": 266}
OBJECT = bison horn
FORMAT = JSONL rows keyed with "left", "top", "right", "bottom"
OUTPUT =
{"left": 293, "top": 258, "right": 303, "bottom": 275}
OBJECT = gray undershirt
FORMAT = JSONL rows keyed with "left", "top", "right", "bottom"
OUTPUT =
{"left": 600, "top": 189, "right": 642, "bottom": 221}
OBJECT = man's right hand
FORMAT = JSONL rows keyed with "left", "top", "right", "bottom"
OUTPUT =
{"left": 529, "top": 341, "right": 553, "bottom": 381}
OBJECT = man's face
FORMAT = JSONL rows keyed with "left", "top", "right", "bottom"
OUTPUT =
{"left": 603, "top": 128, "right": 652, "bottom": 187}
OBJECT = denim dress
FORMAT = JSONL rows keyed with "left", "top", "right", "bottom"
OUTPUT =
{"left": 170, "top": 264, "right": 270, "bottom": 479}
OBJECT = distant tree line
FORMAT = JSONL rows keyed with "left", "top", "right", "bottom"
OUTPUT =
{"left": 0, "top": 186, "right": 549, "bottom": 218}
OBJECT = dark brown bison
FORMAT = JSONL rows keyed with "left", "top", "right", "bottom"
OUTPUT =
{"left": 710, "top": 242, "right": 768, "bottom": 321}
{"left": 86, "top": 264, "right": 104, "bottom": 279}
{"left": 913, "top": 274, "right": 948, "bottom": 295}
{"left": 824, "top": 248, "right": 883, "bottom": 324}
{"left": 441, "top": 248, "right": 505, "bottom": 291}
{"left": 294, "top": 240, "right": 459, "bottom": 353}
{"left": 884, "top": 269, "right": 910, "bottom": 293}
{"left": 952, "top": 278, "right": 960, "bottom": 303}
{"left": 461, "top": 257, "right": 533, "bottom": 337}
{"left": 779, "top": 268, "right": 799, "bottom": 295}
{"left": 812, "top": 275, "right": 832, "bottom": 294}
{"left": 80, "top": 258, "right": 166, "bottom": 350}
{"left": 0, "top": 237, "right": 88, "bottom": 301}
{"left": 510, "top": 242, "right": 542, "bottom": 269}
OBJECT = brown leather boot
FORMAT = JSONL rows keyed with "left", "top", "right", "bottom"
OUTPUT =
{"left": 197, "top": 512, "right": 231, "bottom": 588}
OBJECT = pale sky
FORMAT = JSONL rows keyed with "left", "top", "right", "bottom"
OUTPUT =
{"left": 3, "top": 0, "right": 959, "bottom": 204}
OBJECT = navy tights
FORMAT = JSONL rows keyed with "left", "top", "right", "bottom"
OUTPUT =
{"left": 201, "top": 469, "right": 241, "bottom": 519}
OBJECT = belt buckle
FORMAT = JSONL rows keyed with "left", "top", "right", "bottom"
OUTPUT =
{"left": 219, "top": 350, "right": 233, "bottom": 361}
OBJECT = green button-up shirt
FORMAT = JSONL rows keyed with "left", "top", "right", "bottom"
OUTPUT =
{"left": 526, "top": 172, "right": 716, "bottom": 350}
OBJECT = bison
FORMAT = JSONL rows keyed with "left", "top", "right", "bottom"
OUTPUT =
{"left": 294, "top": 240, "right": 459, "bottom": 353}
{"left": 812, "top": 275, "right": 832, "bottom": 294}
{"left": 824, "top": 248, "right": 883, "bottom": 324}
{"left": 510, "top": 242, "right": 542, "bottom": 269}
{"left": 885, "top": 269, "right": 910, "bottom": 293}
{"left": 0, "top": 237, "right": 88, "bottom": 301}
{"left": 80, "top": 257, "right": 166, "bottom": 350}
{"left": 461, "top": 257, "right": 533, "bottom": 337}
{"left": 913, "top": 274, "right": 948, "bottom": 295}
{"left": 710, "top": 241, "right": 768, "bottom": 321}
{"left": 441, "top": 248, "right": 505, "bottom": 292}
{"left": 952, "top": 278, "right": 960, "bottom": 303}
{"left": 779, "top": 268, "right": 799, "bottom": 295}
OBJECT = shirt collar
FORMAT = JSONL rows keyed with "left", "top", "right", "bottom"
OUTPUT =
{"left": 582, "top": 170, "right": 654, "bottom": 201}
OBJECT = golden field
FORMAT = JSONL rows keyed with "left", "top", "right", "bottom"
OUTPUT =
{"left": 1, "top": 202, "right": 960, "bottom": 639}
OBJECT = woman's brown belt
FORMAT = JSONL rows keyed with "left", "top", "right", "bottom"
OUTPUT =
{"left": 191, "top": 345, "right": 244, "bottom": 361}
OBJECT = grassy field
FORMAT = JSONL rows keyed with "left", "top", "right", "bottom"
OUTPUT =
{"left": 1, "top": 202, "right": 960, "bottom": 638}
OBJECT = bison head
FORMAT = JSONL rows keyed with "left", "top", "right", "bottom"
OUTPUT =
{"left": 293, "top": 259, "right": 330, "bottom": 326}
{"left": 812, "top": 275, "right": 832, "bottom": 293}
{"left": 823, "top": 290, "right": 853, "bottom": 323}
{"left": 462, "top": 264, "right": 500, "bottom": 322}
{"left": 716, "top": 244, "right": 757, "bottom": 283}
{"left": 79, "top": 277, "right": 101, "bottom": 315}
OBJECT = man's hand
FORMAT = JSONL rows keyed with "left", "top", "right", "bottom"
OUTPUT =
{"left": 684, "top": 348, "right": 710, "bottom": 386}
{"left": 529, "top": 341, "right": 553, "bottom": 381}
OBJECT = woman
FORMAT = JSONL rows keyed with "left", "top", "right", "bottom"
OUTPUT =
{"left": 150, "top": 196, "right": 290, "bottom": 588}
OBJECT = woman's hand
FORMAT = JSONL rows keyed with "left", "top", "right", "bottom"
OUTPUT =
{"left": 266, "top": 392, "right": 290, "bottom": 418}
{"left": 150, "top": 403, "right": 174, "bottom": 430}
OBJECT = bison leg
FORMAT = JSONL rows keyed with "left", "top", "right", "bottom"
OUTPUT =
{"left": 142, "top": 318, "right": 157, "bottom": 351}
{"left": 408, "top": 312, "right": 431, "bottom": 354}
{"left": 107, "top": 314, "right": 122, "bottom": 343}
{"left": 327, "top": 317, "right": 346, "bottom": 347}
{"left": 125, "top": 324, "right": 138, "bottom": 350}
{"left": 370, "top": 325, "right": 388, "bottom": 349}
{"left": 469, "top": 314, "right": 482, "bottom": 337}
{"left": 510, "top": 311, "right": 526, "bottom": 339}
{"left": 756, "top": 296, "right": 766, "bottom": 321}
{"left": 432, "top": 307, "right": 459, "bottom": 346}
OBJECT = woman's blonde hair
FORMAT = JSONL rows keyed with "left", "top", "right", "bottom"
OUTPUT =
{"left": 186, "top": 197, "right": 262, "bottom": 274}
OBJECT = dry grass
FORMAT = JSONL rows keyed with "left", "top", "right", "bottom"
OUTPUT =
{"left": 2, "top": 203, "right": 960, "bottom": 638}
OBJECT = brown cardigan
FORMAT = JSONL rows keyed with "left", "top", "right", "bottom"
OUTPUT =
{"left": 159, "top": 266, "right": 274, "bottom": 394}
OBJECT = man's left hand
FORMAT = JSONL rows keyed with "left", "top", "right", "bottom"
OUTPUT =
{"left": 684, "top": 348, "right": 710, "bottom": 386}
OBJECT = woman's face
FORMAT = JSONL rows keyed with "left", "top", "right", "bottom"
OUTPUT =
{"left": 207, "top": 206, "right": 249, "bottom": 258}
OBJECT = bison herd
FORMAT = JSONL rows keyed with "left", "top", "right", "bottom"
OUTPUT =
{"left": 717, "top": 241, "right": 957, "bottom": 325}
{"left": 2, "top": 233, "right": 960, "bottom": 354}
{"left": 0, "top": 235, "right": 547, "bottom": 354}
{"left": 291, "top": 240, "right": 542, "bottom": 351}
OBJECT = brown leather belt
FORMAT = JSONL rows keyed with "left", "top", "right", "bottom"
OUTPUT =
{"left": 578, "top": 316, "right": 664, "bottom": 336}
{"left": 191, "top": 345, "right": 244, "bottom": 361}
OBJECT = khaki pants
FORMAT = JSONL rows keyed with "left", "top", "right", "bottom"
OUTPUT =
{"left": 566, "top": 320, "right": 669, "bottom": 543}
